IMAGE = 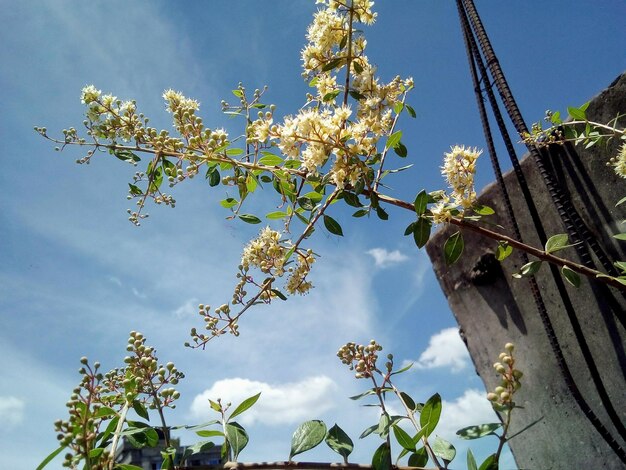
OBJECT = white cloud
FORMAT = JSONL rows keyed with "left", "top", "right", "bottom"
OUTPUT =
{"left": 132, "top": 287, "right": 147, "bottom": 299}
{"left": 173, "top": 298, "right": 199, "bottom": 319}
{"left": 190, "top": 376, "right": 337, "bottom": 426}
{"left": 107, "top": 276, "right": 122, "bottom": 287}
{"left": 437, "top": 389, "right": 500, "bottom": 441}
{"left": 366, "top": 248, "right": 409, "bottom": 268}
{"left": 0, "top": 396, "right": 25, "bottom": 428}
{"left": 413, "top": 327, "right": 470, "bottom": 372}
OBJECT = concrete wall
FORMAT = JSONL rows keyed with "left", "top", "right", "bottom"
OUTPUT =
{"left": 426, "top": 73, "right": 626, "bottom": 469}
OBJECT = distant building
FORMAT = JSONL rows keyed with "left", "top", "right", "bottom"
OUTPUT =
{"left": 115, "top": 429, "right": 222, "bottom": 469}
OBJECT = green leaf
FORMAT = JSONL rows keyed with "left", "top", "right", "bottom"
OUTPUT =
{"left": 614, "top": 261, "right": 626, "bottom": 274}
{"left": 183, "top": 440, "right": 215, "bottom": 457}
{"left": 391, "top": 362, "right": 413, "bottom": 376}
{"left": 432, "top": 436, "right": 456, "bottom": 463}
{"left": 94, "top": 406, "right": 117, "bottom": 418}
{"left": 392, "top": 425, "right": 415, "bottom": 452}
{"left": 239, "top": 214, "right": 262, "bottom": 224}
{"left": 132, "top": 400, "right": 149, "bottom": 421}
{"left": 128, "top": 183, "right": 142, "bottom": 196}
{"left": 413, "top": 217, "right": 432, "bottom": 249}
{"left": 289, "top": 420, "right": 327, "bottom": 460}
{"left": 467, "top": 449, "right": 478, "bottom": 470}
{"left": 147, "top": 165, "right": 163, "bottom": 193}
{"left": 399, "top": 392, "right": 416, "bottom": 411}
{"left": 325, "top": 424, "right": 354, "bottom": 463}
{"left": 359, "top": 423, "right": 378, "bottom": 439}
{"left": 413, "top": 190, "right": 429, "bottom": 215}
{"left": 613, "top": 233, "right": 626, "bottom": 241}
{"left": 377, "top": 413, "right": 391, "bottom": 439}
{"left": 513, "top": 260, "right": 543, "bottom": 278}
{"left": 297, "top": 196, "right": 316, "bottom": 211}
{"left": 352, "top": 60, "right": 364, "bottom": 74}
{"left": 266, "top": 211, "right": 288, "bottom": 220}
{"left": 393, "top": 102, "right": 404, "bottom": 114}
{"left": 322, "top": 58, "right": 342, "bottom": 72}
{"left": 393, "top": 141, "right": 408, "bottom": 158}
{"left": 478, "top": 453, "right": 499, "bottom": 470}
{"left": 568, "top": 105, "right": 587, "bottom": 121}
{"left": 258, "top": 154, "right": 284, "bottom": 166}
{"left": 323, "top": 215, "right": 344, "bottom": 236}
{"left": 225, "top": 422, "right": 249, "bottom": 461}
{"left": 304, "top": 191, "right": 324, "bottom": 203}
{"left": 246, "top": 174, "right": 258, "bottom": 193}
{"left": 545, "top": 234, "right": 570, "bottom": 253}
{"left": 110, "top": 149, "right": 140, "bottom": 164}
{"left": 207, "top": 168, "right": 220, "bottom": 187}
{"left": 349, "top": 89, "right": 366, "bottom": 100}
{"left": 232, "top": 89, "right": 244, "bottom": 98}
{"left": 404, "top": 221, "right": 416, "bottom": 236}
{"left": 456, "top": 423, "right": 502, "bottom": 440}
{"left": 420, "top": 393, "right": 442, "bottom": 437}
{"left": 405, "top": 104, "right": 416, "bottom": 118}
{"left": 220, "top": 198, "right": 238, "bottom": 209}
{"left": 495, "top": 242, "right": 512, "bottom": 261}
{"left": 36, "top": 445, "right": 67, "bottom": 470}
{"left": 196, "top": 430, "right": 225, "bottom": 438}
{"left": 352, "top": 209, "right": 369, "bottom": 218}
{"left": 408, "top": 448, "right": 428, "bottom": 467}
{"left": 561, "top": 265, "right": 581, "bottom": 288}
{"left": 229, "top": 392, "right": 261, "bottom": 421}
{"left": 339, "top": 34, "right": 349, "bottom": 50}
{"left": 376, "top": 206, "right": 389, "bottom": 220}
{"left": 88, "top": 447, "right": 104, "bottom": 458}
{"left": 226, "top": 148, "right": 244, "bottom": 157}
{"left": 209, "top": 399, "right": 221, "bottom": 412}
{"left": 349, "top": 389, "right": 377, "bottom": 400}
{"left": 116, "top": 465, "right": 144, "bottom": 470}
{"left": 323, "top": 90, "right": 341, "bottom": 102}
{"left": 386, "top": 131, "right": 402, "bottom": 150}
{"left": 473, "top": 204, "right": 495, "bottom": 216}
{"left": 343, "top": 191, "right": 363, "bottom": 208}
{"left": 124, "top": 426, "right": 159, "bottom": 449}
{"left": 444, "top": 232, "right": 464, "bottom": 265}
{"left": 371, "top": 442, "right": 391, "bottom": 470}
{"left": 271, "top": 289, "right": 288, "bottom": 300}
{"left": 616, "top": 196, "right": 626, "bottom": 207}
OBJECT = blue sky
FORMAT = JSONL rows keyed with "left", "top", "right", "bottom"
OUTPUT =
{"left": 1, "top": 1, "right": 624, "bottom": 469}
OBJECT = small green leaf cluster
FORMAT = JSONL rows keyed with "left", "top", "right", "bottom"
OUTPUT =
{"left": 185, "top": 392, "right": 261, "bottom": 462}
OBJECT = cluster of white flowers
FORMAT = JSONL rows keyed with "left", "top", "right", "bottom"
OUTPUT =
{"left": 442, "top": 145, "right": 482, "bottom": 208}
{"left": 247, "top": 0, "right": 411, "bottom": 191}
{"left": 80, "top": 85, "right": 141, "bottom": 141}
{"left": 241, "top": 227, "right": 287, "bottom": 275}
{"left": 609, "top": 142, "right": 626, "bottom": 178}
{"left": 240, "top": 227, "right": 314, "bottom": 296}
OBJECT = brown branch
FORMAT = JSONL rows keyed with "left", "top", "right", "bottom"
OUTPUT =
{"left": 372, "top": 191, "right": 626, "bottom": 292}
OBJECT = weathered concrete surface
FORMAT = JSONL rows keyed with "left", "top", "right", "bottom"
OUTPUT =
{"left": 426, "top": 73, "right": 626, "bottom": 469}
